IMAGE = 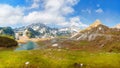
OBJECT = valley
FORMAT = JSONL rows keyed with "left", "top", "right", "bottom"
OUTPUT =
{"left": 0, "top": 20, "right": 120, "bottom": 67}
{"left": 0, "top": 0, "right": 119, "bottom": 68}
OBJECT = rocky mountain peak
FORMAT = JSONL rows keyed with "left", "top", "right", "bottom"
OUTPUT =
{"left": 114, "top": 24, "right": 120, "bottom": 29}
{"left": 86, "top": 19, "right": 102, "bottom": 30}
{"left": 71, "top": 19, "right": 110, "bottom": 41}
{"left": 92, "top": 19, "right": 102, "bottom": 26}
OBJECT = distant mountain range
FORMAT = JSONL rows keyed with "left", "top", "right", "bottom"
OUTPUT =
{"left": 14, "top": 23, "right": 80, "bottom": 39}
{"left": 55, "top": 20, "right": 120, "bottom": 52}
{"left": 0, "top": 20, "right": 120, "bottom": 40}
{"left": 1, "top": 20, "right": 120, "bottom": 52}
{"left": 0, "top": 27, "right": 14, "bottom": 37}
{"left": 14, "top": 23, "right": 57, "bottom": 38}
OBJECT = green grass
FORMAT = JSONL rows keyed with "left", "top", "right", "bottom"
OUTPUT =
{"left": 0, "top": 49, "right": 120, "bottom": 68}
{"left": 0, "top": 34, "right": 14, "bottom": 39}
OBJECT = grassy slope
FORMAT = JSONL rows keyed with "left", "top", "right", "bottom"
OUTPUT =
{"left": 0, "top": 36, "right": 18, "bottom": 47}
{"left": 0, "top": 49, "right": 120, "bottom": 68}
{"left": 58, "top": 35, "right": 120, "bottom": 52}
{"left": 1, "top": 35, "right": 120, "bottom": 68}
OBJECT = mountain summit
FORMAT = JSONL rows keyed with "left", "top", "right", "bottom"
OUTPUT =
{"left": 86, "top": 19, "right": 102, "bottom": 30}
{"left": 114, "top": 24, "right": 120, "bottom": 29}
{"left": 71, "top": 19, "right": 111, "bottom": 41}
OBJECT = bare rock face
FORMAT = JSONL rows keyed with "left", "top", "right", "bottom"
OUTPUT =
{"left": 71, "top": 19, "right": 120, "bottom": 41}
{"left": 86, "top": 19, "right": 102, "bottom": 30}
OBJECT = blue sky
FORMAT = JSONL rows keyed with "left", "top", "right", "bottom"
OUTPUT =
{"left": 0, "top": 0, "right": 119, "bottom": 28}
{"left": 74, "top": 0, "right": 120, "bottom": 27}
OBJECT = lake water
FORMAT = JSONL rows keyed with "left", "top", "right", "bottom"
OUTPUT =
{"left": 15, "top": 41, "right": 37, "bottom": 51}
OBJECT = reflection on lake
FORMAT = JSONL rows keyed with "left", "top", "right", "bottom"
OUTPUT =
{"left": 15, "top": 41, "right": 37, "bottom": 51}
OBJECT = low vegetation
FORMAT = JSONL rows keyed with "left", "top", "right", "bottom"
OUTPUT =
{"left": 1, "top": 35, "right": 120, "bottom": 67}
{"left": 0, "top": 49, "right": 120, "bottom": 68}
{"left": 0, "top": 36, "right": 18, "bottom": 47}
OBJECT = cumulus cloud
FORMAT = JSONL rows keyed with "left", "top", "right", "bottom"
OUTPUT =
{"left": 31, "top": 0, "right": 40, "bottom": 9}
{"left": 57, "top": 16, "right": 88, "bottom": 28}
{"left": 95, "top": 8, "right": 103, "bottom": 13}
{"left": 23, "top": 11, "right": 65, "bottom": 24}
{"left": 0, "top": 0, "right": 88, "bottom": 28}
{"left": 70, "top": 16, "right": 88, "bottom": 27}
{"left": 24, "top": 0, "right": 80, "bottom": 24}
{"left": 0, "top": 4, "right": 24, "bottom": 26}
{"left": 28, "top": 0, "right": 42, "bottom": 9}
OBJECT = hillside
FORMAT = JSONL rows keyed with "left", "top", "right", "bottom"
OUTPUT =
{"left": 0, "top": 27, "right": 15, "bottom": 38}
{"left": 0, "top": 36, "right": 18, "bottom": 47}
{"left": 36, "top": 20, "right": 120, "bottom": 52}
{"left": 71, "top": 20, "right": 120, "bottom": 41}
{"left": 1, "top": 20, "right": 120, "bottom": 67}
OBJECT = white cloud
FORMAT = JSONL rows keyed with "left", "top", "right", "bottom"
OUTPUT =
{"left": 0, "top": 0, "right": 88, "bottom": 28}
{"left": 23, "top": 11, "right": 65, "bottom": 24}
{"left": 57, "top": 16, "right": 88, "bottom": 28}
{"left": 70, "top": 16, "right": 88, "bottom": 27}
{"left": 30, "top": 0, "right": 41, "bottom": 9}
{"left": 24, "top": 0, "right": 81, "bottom": 24}
{"left": 95, "top": 8, "right": 103, "bottom": 13}
{"left": 43, "top": 0, "right": 78, "bottom": 15}
{"left": 81, "top": 8, "right": 91, "bottom": 14}
{"left": 0, "top": 4, "right": 24, "bottom": 26}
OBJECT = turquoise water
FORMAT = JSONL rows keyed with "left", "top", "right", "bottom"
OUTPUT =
{"left": 15, "top": 41, "right": 37, "bottom": 51}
